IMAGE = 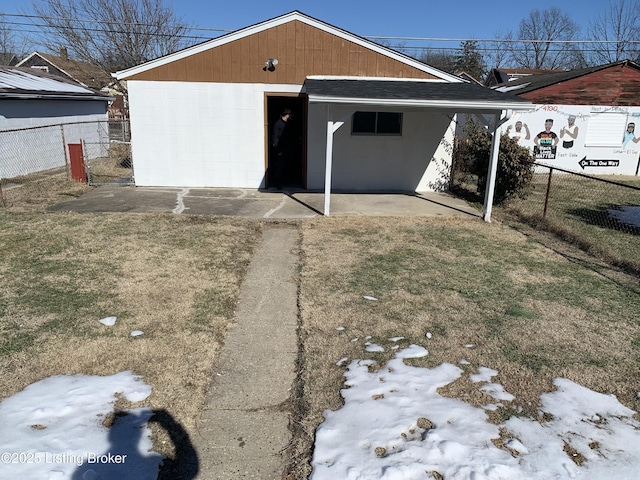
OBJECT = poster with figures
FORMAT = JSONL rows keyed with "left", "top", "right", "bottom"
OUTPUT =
{"left": 501, "top": 105, "right": 640, "bottom": 175}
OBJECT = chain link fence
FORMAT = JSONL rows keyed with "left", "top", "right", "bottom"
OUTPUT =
{"left": 500, "top": 162, "right": 640, "bottom": 274}
{"left": 0, "top": 120, "right": 133, "bottom": 209}
{"left": 83, "top": 139, "right": 133, "bottom": 186}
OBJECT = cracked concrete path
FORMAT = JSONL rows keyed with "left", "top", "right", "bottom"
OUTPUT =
{"left": 193, "top": 226, "right": 299, "bottom": 479}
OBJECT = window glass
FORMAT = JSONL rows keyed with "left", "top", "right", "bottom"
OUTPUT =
{"left": 352, "top": 112, "right": 376, "bottom": 134}
{"left": 377, "top": 112, "right": 402, "bottom": 134}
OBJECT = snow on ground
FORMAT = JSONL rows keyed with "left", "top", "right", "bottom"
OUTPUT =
{"left": 0, "top": 316, "right": 160, "bottom": 479}
{"left": 311, "top": 345, "right": 640, "bottom": 480}
{"left": 3, "top": 327, "right": 640, "bottom": 480}
{"left": 608, "top": 205, "right": 640, "bottom": 228}
{"left": 0, "top": 372, "right": 160, "bottom": 480}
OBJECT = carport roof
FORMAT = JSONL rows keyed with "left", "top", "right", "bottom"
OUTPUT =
{"left": 304, "top": 77, "right": 533, "bottom": 111}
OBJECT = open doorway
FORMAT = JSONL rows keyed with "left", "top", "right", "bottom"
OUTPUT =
{"left": 266, "top": 94, "right": 306, "bottom": 189}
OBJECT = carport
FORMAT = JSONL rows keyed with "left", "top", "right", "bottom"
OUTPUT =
{"left": 304, "top": 78, "right": 533, "bottom": 221}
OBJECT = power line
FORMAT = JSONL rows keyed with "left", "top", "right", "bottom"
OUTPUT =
{"left": 2, "top": 12, "right": 639, "bottom": 45}
{"left": 0, "top": 12, "right": 232, "bottom": 34}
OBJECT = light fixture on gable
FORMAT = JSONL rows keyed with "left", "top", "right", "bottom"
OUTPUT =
{"left": 263, "top": 58, "right": 278, "bottom": 71}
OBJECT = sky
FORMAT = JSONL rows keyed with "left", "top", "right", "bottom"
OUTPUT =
{"left": 0, "top": 0, "right": 619, "bottom": 54}
{"left": 2, "top": 332, "right": 640, "bottom": 479}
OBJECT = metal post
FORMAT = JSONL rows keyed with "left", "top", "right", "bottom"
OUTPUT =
{"left": 543, "top": 167, "right": 553, "bottom": 218}
{"left": 324, "top": 106, "right": 334, "bottom": 216}
{"left": 60, "top": 124, "right": 70, "bottom": 179}
{"left": 482, "top": 113, "right": 502, "bottom": 222}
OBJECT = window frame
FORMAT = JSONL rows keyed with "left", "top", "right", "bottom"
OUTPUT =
{"left": 351, "top": 111, "right": 403, "bottom": 136}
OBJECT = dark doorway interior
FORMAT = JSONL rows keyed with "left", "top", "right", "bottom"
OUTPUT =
{"left": 266, "top": 95, "right": 306, "bottom": 189}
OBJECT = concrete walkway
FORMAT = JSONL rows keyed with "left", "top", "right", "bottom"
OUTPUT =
{"left": 193, "top": 227, "right": 299, "bottom": 479}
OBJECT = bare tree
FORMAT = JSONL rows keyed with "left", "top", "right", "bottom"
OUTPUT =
{"left": 483, "top": 30, "right": 515, "bottom": 72}
{"left": 507, "top": 7, "right": 583, "bottom": 70}
{"left": 418, "top": 48, "right": 458, "bottom": 74}
{"left": 588, "top": 0, "right": 640, "bottom": 64}
{"left": 30, "top": 0, "right": 192, "bottom": 73}
{"left": 0, "top": 12, "right": 32, "bottom": 61}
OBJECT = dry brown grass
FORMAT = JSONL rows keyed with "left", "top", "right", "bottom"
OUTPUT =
{"left": 287, "top": 215, "right": 640, "bottom": 479}
{"left": 86, "top": 154, "right": 132, "bottom": 184}
{"left": 1, "top": 173, "right": 92, "bottom": 211}
{"left": 0, "top": 211, "right": 260, "bottom": 473}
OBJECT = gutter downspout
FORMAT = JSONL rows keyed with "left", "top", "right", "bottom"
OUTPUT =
{"left": 482, "top": 109, "right": 512, "bottom": 222}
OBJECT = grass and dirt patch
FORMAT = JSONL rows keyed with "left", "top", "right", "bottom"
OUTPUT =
{"left": 0, "top": 210, "right": 260, "bottom": 476}
{"left": 287, "top": 215, "right": 640, "bottom": 479}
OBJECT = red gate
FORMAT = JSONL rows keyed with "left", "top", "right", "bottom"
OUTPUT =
{"left": 68, "top": 143, "right": 86, "bottom": 183}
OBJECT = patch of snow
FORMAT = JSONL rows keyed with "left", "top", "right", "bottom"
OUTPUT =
{"left": 130, "top": 330, "right": 144, "bottom": 337}
{"left": 395, "top": 345, "right": 428, "bottom": 359}
{"left": 336, "top": 357, "right": 349, "bottom": 367}
{"left": 0, "top": 372, "right": 160, "bottom": 479}
{"left": 99, "top": 317, "right": 117, "bottom": 327}
{"left": 365, "top": 343, "right": 385, "bottom": 353}
{"left": 608, "top": 205, "right": 640, "bottom": 228}
{"left": 388, "top": 337, "right": 404, "bottom": 342}
{"left": 363, "top": 296, "right": 378, "bottom": 301}
{"left": 311, "top": 348, "right": 640, "bottom": 479}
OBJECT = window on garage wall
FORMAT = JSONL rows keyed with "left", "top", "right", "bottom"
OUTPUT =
{"left": 352, "top": 112, "right": 403, "bottom": 135}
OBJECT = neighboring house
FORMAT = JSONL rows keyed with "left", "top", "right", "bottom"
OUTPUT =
{"left": 17, "top": 49, "right": 127, "bottom": 125}
{"left": 0, "top": 66, "right": 112, "bottom": 178}
{"left": 115, "top": 11, "right": 531, "bottom": 216}
{"left": 17, "top": 48, "right": 113, "bottom": 91}
{"left": 485, "top": 68, "right": 564, "bottom": 88}
{"left": 494, "top": 60, "right": 640, "bottom": 175}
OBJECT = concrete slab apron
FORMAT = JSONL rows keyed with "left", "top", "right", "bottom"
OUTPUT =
{"left": 194, "top": 227, "right": 299, "bottom": 480}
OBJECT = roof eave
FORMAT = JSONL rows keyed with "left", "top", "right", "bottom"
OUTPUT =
{"left": 307, "top": 94, "right": 533, "bottom": 111}
{"left": 0, "top": 93, "right": 113, "bottom": 102}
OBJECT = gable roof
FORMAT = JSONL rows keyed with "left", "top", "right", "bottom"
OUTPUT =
{"left": 0, "top": 66, "right": 112, "bottom": 101}
{"left": 16, "top": 51, "right": 113, "bottom": 90}
{"left": 493, "top": 60, "right": 640, "bottom": 95}
{"left": 115, "top": 11, "right": 462, "bottom": 83}
{"left": 456, "top": 71, "right": 484, "bottom": 85}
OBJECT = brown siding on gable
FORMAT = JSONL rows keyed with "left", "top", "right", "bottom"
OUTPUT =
{"left": 521, "top": 64, "right": 640, "bottom": 106}
{"left": 127, "top": 20, "right": 438, "bottom": 83}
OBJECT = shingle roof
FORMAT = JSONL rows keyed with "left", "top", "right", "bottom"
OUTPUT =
{"left": 304, "top": 78, "right": 531, "bottom": 110}
{"left": 492, "top": 60, "right": 640, "bottom": 94}
{"left": 17, "top": 51, "right": 113, "bottom": 90}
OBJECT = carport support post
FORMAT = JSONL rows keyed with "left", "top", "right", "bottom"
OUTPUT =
{"left": 324, "top": 107, "right": 334, "bottom": 216}
{"left": 323, "top": 107, "right": 350, "bottom": 216}
{"left": 483, "top": 110, "right": 511, "bottom": 222}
